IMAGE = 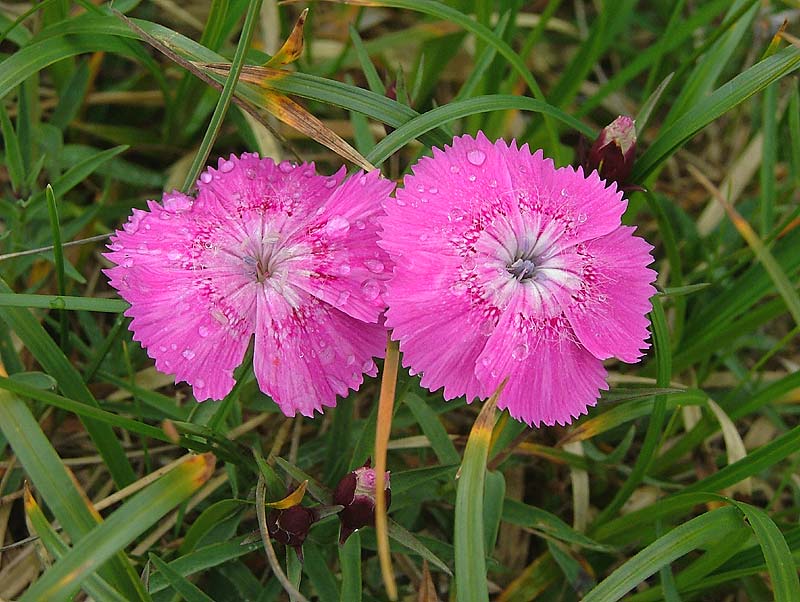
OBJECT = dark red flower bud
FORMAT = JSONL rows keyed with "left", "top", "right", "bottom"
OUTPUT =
{"left": 333, "top": 460, "right": 391, "bottom": 544}
{"left": 267, "top": 505, "right": 317, "bottom": 560}
{"left": 580, "top": 115, "right": 638, "bottom": 189}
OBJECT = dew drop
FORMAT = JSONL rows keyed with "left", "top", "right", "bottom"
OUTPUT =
{"left": 362, "top": 360, "right": 373, "bottom": 372}
{"left": 429, "top": 187, "right": 438, "bottom": 194}
{"left": 461, "top": 256, "right": 476, "bottom": 271}
{"left": 200, "top": 172, "right": 213, "bottom": 184}
{"left": 364, "top": 259, "right": 385, "bottom": 273}
{"left": 182, "top": 349, "right": 196, "bottom": 360}
{"left": 167, "top": 250, "right": 181, "bottom": 261}
{"left": 489, "top": 179, "right": 497, "bottom": 188}
{"left": 159, "top": 345, "right": 167, "bottom": 352}
{"left": 338, "top": 264, "right": 352, "bottom": 275}
{"left": 122, "top": 257, "right": 134, "bottom": 268}
{"left": 512, "top": 343, "right": 530, "bottom": 361}
{"left": 417, "top": 185, "right": 425, "bottom": 193}
{"left": 355, "top": 220, "right": 366, "bottom": 230}
{"left": 198, "top": 325, "right": 210, "bottom": 337}
{"left": 396, "top": 198, "right": 407, "bottom": 207}
{"left": 468, "top": 174, "right": 477, "bottom": 182}
{"left": 325, "top": 216, "right": 350, "bottom": 237}
{"left": 358, "top": 175, "right": 368, "bottom": 185}
{"left": 560, "top": 188, "right": 568, "bottom": 197}
{"left": 279, "top": 161, "right": 293, "bottom": 173}
{"left": 419, "top": 233, "right": 428, "bottom": 242}
{"left": 480, "top": 356, "right": 492, "bottom": 367}
{"left": 220, "top": 160, "right": 234, "bottom": 173}
{"left": 479, "top": 319, "right": 494, "bottom": 336}
{"left": 319, "top": 346, "right": 335, "bottom": 364}
{"left": 324, "top": 178, "right": 337, "bottom": 189}
{"left": 467, "top": 149, "right": 486, "bottom": 166}
{"left": 450, "top": 165, "right": 460, "bottom": 174}
{"left": 361, "top": 279, "right": 381, "bottom": 301}
{"left": 195, "top": 379, "right": 205, "bottom": 389}
{"left": 448, "top": 207, "right": 466, "bottom": 222}
{"left": 346, "top": 354, "right": 356, "bottom": 366}
{"left": 337, "top": 291, "right": 351, "bottom": 306}
{"left": 159, "top": 212, "right": 171, "bottom": 220}
{"left": 577, "top": 213, "right": 587, "bottom": 223}
{"left": 245, "top": 168, "right": 257, "bottom": 180}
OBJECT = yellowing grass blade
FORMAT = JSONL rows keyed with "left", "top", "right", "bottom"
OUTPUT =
{"left": 266, "top": 9, "right": 309, "bottom": 67}
{"left": 20, "top": 454, "right": 215, "bottom": 602}
{"left": 265, "top": 480, "right": 308, "bottom": 509}
{"left": 202, "top": 63, "right": 375, "bottom": 171}
{"left": 455, "top": 378, "right": 507, "bottom": 602}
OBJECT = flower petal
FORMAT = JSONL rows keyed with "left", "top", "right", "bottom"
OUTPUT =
{"left": 475, "top": 300, "right": 608, "bottom": 426}
{"left": 105, "top": 194, "right": 254, "bottom": 400}
{"left": 562, "top": 226, "right": 657, "bottom": 362}
{"left": 253, "top": 289, "right": 386, "bottom": 417}
{"left": 384, "top": 251, "right": 489, "bottom": 402}
{"left": 287, "top": 170, "right": 394, "bottom": 324}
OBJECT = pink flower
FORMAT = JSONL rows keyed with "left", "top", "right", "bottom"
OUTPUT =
{"left": 380, "top": 133, "right": 656, "bottom": 426}
{"left": 105, "top": 154, "right": 394, "bottom": 417}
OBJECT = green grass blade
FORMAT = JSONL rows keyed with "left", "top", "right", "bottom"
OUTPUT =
{"left": 44, "top": 185, "right": 68, "bottom": 350}
{"left": 365, "top": 94, "right": 594, "bottom": 166}
{"left": 180, "top": 0, "right": 262, "bottom": 192}
{"left": 20, "top": 454, "right": 214, "bottom": 602}
{"left": 0, "top": 101, "right": 25, "bottom": 193}
{"left": 455, "top": 389, "right": 501, "bottom": 601}
{"left": 339, "top": 533, "right": 362, "bottom": 602}
{"left": 633, "top": 45, "right": 800, "bottom": 180}
{"left": 0, "top": 389, "right": 144, "bottom": 599}
{"left": 0, "top": 277, "right": 136, "bottom": 486}
{"left": 730, "top": 503, "right": 800, "bottom": 602}
{"left": 148, "top": 553, "right": 215, "bottom": 602}
{"left": 583, "top": 507, "right": 744, "bottom": 602}
{"left": 24, "top": 486, "right": 134, "bottom": 602}
{"left": 349, "top": 24, "right": 385, "bottom": 94}
{"left": 403, "top": 392, "right": 460, "bottom": 465}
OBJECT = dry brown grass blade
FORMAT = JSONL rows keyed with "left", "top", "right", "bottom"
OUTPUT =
{"left": 266, "top": 8, "right": 309, "bottom": 66}
{"left": 416, "top": 560, "right": 441, "bottom": 602}
{"left": 203, "top": 63, "right": 375, "bottom": 170}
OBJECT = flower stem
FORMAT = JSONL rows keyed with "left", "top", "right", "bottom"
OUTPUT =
{"left": 374, "top": 334, "right": 400, "bottom": 600}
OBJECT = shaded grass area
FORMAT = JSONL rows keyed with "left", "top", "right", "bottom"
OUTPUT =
{"left": 0, "top": 1, "right": 799, "bottom": 600}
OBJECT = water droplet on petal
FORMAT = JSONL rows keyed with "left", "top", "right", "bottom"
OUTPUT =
{"left": 467, "top": 149, "right": 486, "bottom": 166}
{"left": 319, "top": 346, "right": 335, "bottom": 364}
{"left": 481, "top": 357, "right": 492, "bottom": 367}
{"left": 461, "top": 256, "right": 476, "bottom": 271}
{"left": 338, "top": 264, "right": 352, "bottom": 275}
{"left": 245, "top": 168, "right": 257, "bottom": 180}
{"left": 167, "top": 250, "right": 181, "bottom": 261}
{"left": 122, "top": 257, "right": 134, "bottom": 268}
{"left": 479, "top": 319, "right": 494, "bottom": 336}
{"left": 512, "top": 343, "right": 529, "bottom": 361}
{"left": 200, "top": 172, "right": 213, "bottom": 184}
{"left": 489, "top": 179, "right": 497, "bottom": 188}
{"left": 468, "top": 174, "right": 477, "bottom": 182}
{"left": 361, "top": 360, "right": 373, "bottom": 372}
{"left": 396, "top": 198, "right": 407, "bottom": 206}
{"left": 449, "top": 207, "right": 466, "bottom": 222}
{"left": 364, "top": 259, "right": 384, "bottom": 273}
{"left": 355, "top": 220, "right": 366, "bottom": 230}
{"left": 220, "top": 160, "right": 234, "bottom": 173}
{"left": 346, "top": 354, "right": 356, "bottom": 366}
{"left": 361, "top": 280, "right": 381, "bottom": 301}
{"left": 196, "top": 379, "right": 205, "bottom": 388}
{"left": 325, "top": 216, "right": 350, "bottom": 237}
{"left": 182, "top": 349, "right": 196, "bottom": 360}
{"left": 429, "top": 187, "right": 438, "bottom": 194}
{"left": 450, "top": 165, "right": 460, "bottom": 174}
{"left": 198, "top": 325, "right": 210, "bottom": 337}
{"left": 324, "top": 178, "right": 337, "bottom": 189}
{"left": 419, "top": 233, "right": 429, "bottom": 242}
{"left": 417, "top": 185, "right": 425, "bottom": 193}
{"left": 279, "top": 161, "right": 293, "bottom": 173}
{"left": 336, "top": 291, "right": 351, "bottom": 306}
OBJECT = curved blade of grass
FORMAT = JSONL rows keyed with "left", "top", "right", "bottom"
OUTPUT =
{"left": 0, "top": 390, "right": 145, "bottom": 599}
{"left": 387, "top": 519, "right": 451, "bottom": 575}
{"left": 0, "top": 277, "right": 135, "bottom": 487}
{"left": 634, "top": 45, "right": 800, "bottom": 180}
{"left": 44, "top": 185, "right": 68, "bottom": 351}
{"left": 339, "top": 533, "right": 362, "bottom": 602}
{"left": 365, "top": 94, "right": 594, "bottom": 166}
{"left": 23, "top": 485, "right": 134, "bottom": 602}
{"left": 583, "top": 506, "right": 744, "bottom": 602}
{"left": 455, "top": 380, "right": 505, "bottom": 602}
{"left": 20, "top": 454, "right": 215, "bottom": 602}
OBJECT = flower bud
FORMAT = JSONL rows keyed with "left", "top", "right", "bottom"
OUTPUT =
{"left": 267, "top": 505, "right": 317, "bottom": 560}
{"left": 333, "top": 460, "right": 391, "bottom": 544}
{"left": 580, "top": 115, "right": 638, "bottom": 189}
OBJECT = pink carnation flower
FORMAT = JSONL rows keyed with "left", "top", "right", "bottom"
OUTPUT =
{"left": 105, "top": 154, "right": 393, "bottom": 417}
{"left": 380, "top": 133, "right": 656, "bottom": 426}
